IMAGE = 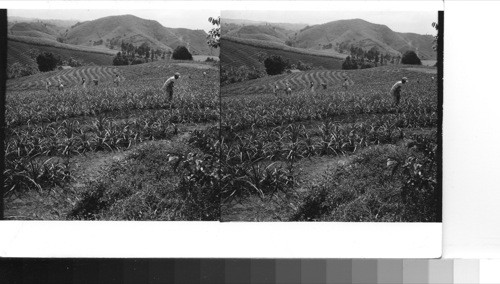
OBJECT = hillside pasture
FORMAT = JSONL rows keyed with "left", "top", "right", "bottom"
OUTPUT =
{"left": 221, "top": 37, "right": 344, "bottom": 70}
{"left": 7, "top": 38, "right": 115, "bottom": 68}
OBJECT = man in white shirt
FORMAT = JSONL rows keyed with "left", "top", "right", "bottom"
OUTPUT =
{"left": 285, "top": 82, "right": 292, "bottom": 95}
{"left": 273, "top": 84, "right": 279, "bottom": 96}
{"left": 58, "top": 79, "right": 64, "bottom": 91}
{"left": 163, "top": 72, "right": 180, "bottom": 101}
{"left": 390, "top": 77, "right": 408, "bottom": 107}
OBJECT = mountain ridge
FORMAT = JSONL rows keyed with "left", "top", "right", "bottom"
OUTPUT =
{"left": 8, "top": 14, "right": 218, "bottom": 56}
{"left": 222, "top": 18, "right": 435, "bottom": 60}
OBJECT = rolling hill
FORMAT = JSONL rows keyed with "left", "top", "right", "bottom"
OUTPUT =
{"left": 223, "top": 18, "right": 436, "bottom": 60}
{"left": 225, "top": 25, "right": 294, "bottom": 44}
{"left": 10, "top": 21, "right": 65, "bottom": 41}
{"left": 8, "top": 14, "right": 219, "bottom": 61}
{"left": 222, "top": 18, "right": 308, "bottom": 32}
{"left": 63, "top": 15, "right": 217, "bottom": 56}
{"left": 8, "top": 16, "right": 78, "bottom": 28}
{"left": 294, "top": 19, "right": 436, "bottom": 59}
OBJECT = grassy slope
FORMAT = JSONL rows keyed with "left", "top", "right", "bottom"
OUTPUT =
{"left": 10, "top": 21, "right": 63, "bottom": 40}
{"left": 226, "top": 25, "right": 293, "bottom": 44}
{"left": 7, "top": 38, "right": 115, "bottom": 67}
{"left": 221, "top": 37, "right": 344, "bottom": 70}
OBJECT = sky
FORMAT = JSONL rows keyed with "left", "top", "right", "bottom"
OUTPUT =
{"left": 223, "top": 11, "right": 437, "bottom": 35}
{"left": 8, "top": 10, "right": 220, "bottom": 32}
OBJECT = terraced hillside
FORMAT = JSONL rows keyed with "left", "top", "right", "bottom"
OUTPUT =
{"left": 222, "top": 70, "right": 352, "bottom": 96}
{"left": 221, "top": 37, "right": 344, "bottom": 70}
{"left": 6, "top": 59, "right": 215, "bottom": 91}
{"left": 222, "top": 65, "right": 436, "bottom": 97}
{"left": 6, "top": 65, "right": 120, "bottom": 91}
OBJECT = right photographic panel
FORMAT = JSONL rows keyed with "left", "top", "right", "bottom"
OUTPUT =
{"left": 220, "top": 10, "right": 442, "bottom": 222}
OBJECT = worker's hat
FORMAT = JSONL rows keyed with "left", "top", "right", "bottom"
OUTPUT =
{"left": 402, "top": 77, "right": 408, "bottom": 82}
{"left": 175, "top": 72, "right": 181, "bottom": 77}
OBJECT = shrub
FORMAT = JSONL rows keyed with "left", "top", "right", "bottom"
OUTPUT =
{"left": 131, "top": 57, "right": 146, "bottom": 65}
{"left": 401, "top": 50, "right": 422, "bottom": 65}
{"left": 263, "top": 55, "right": 289, "bottom": 75}
{"left": 342, "top": 56, "right": 358, "bottom": 70}
{"left": 112, "top": 52, "right": 129, "bottom": 66}
{"left": 296, "top": 60, "right": 312, "bottom": 71}
{"left": 172, "top": 46, "right": 193, "bottom": 60}
{"left": 359, "top": 62, "right": 375, "bottom": 69}
{"left": 67, "top": 57, "right": 83, "bottom": 67}
{"left": 7, "top": 62, "right": 38, "bottom": 79}
{"left": 36, "top": 52, "right": 59, "bottom": 72}
{"left": 221, "top": 65, "right": 265, "bottom": 86}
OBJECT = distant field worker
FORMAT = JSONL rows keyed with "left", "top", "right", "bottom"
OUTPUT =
{"left": 390, "top": 77, "right": 408, "bottom": 107}
{"left": 203, "top": 71, "right": 207, "bottom": 77}
{"left": 285, "top": 82, "right": 292, "bottom": 95}
{"left": 82, "top": 78, "right": 86, "bottom": 89}
{"left": 114, "top": 74, "right": 120, "bottom": 87}
{"left": 163, "top": 72, "right": 180, "bottom": 101}
{"left": 321, "top": 83, "right": 327, "bottom": 90}
{"left": 342, "top": 78, "right": 349, "bottom": 90}
{"left": 58, "top": 79, "right": 64, "bottom": 91}
{"left": 45, "top": 81, "right": 51, "bottom": 92}
{"left": 310, "top": 82, "right": 315, "bottom": 93}
{"left": 273, "top": 84, "right": 279, "bottom": 96}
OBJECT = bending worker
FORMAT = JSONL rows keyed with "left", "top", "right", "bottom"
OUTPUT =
{"left": 390, "top": 77, "right": 408, "bottom": 107}
{"left": 163, "top": 72, "right": 180, "bottom": 101}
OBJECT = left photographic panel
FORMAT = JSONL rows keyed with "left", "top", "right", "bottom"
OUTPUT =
{"left": 3, "top": 9, "right": 220, "bottom": 220}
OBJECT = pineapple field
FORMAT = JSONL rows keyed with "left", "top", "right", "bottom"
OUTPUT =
{"left": 220, "top": 65, "right": 440, "bottom": 222}
{"left": 4, "top": 60, "right": 221, "bottom": 220}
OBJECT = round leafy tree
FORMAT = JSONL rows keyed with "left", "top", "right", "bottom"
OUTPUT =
{"left": 263, "top": 55, "right": 288, "bottom": 75}
{"left": 36, "top": 52, "right": 59, "bottom": 72}
{"left": 401, "top": 51, "right": 422, "bottom": 65}
{"left": 172, "top": 46, "right": 193, "bottom": 60}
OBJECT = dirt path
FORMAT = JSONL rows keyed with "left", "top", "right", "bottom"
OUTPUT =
{"left": 221, "top": 155, "right": 354, "bottom": 222}
{"left": 70, "top": 122, "right": 215, "bottom": 188}
{"left": 294, "top": 155, "right": 352, "bottom": 193}
{"left": 3, "top": 122, "right": 216, "bottom": 220}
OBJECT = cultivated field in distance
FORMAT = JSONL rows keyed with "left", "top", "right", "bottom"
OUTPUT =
{"left": 7, "top": 37, "right": 115, "bottom": 67}
{"left": 221, "top": 37, "right": 344, "bottom": 71}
